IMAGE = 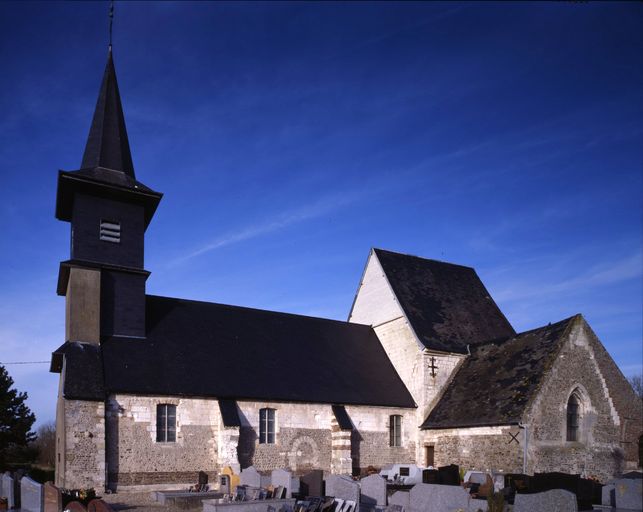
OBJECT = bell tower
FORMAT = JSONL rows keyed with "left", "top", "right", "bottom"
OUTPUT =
{"left": 55, "top": 48, "right": 162, "bottom": 341}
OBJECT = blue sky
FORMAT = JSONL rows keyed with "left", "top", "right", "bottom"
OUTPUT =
{"left": 0, "top": 1, "right": 641, "bottom": 428}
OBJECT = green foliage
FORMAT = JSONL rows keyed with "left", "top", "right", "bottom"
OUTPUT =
{"left": 0, "top": 365, "right": 36, "bottom": 467}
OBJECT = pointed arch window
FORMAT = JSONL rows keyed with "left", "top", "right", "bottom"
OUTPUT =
{"left": 566, "top": 394, "right": 580, "bottom": 442}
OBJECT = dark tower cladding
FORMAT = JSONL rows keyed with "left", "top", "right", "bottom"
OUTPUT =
{"left": 54, "top": 48, "right": 162, "bottom": 340}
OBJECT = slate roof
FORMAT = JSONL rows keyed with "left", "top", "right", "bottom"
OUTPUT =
{"left": 374, "top": 248, "right": 515, "bottom": 353}
{"left": 53, "top": 295, "right": 417, "bottom": 408}
{"left": 50, "top": 342, "right": 104, "bottom": 401}
{"left": 421, "top": 316, "right": 578, "bottom": 429}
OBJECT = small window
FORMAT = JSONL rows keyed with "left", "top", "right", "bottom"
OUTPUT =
{"left": 390, "top": 415, "right": 402, "bottom": 447}
{"left": 157, "top": 404, "right": 176, "bottom": 442}
{"left": 100, "top": 219, "right": 121, "bottom": 243}
{"left": 259, "top": 408, "right": 275, "bottom": 444}
{"left": 567, "top": 395, "right": 580, "bottom": 442}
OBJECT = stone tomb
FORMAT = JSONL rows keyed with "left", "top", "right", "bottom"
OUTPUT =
{"left": 271, "top": 469, "right": 292, "bottom": 498}
{"left": 613, "top": 478, "right": 643, "bottom": 511}
{"left": 408, "top": 483, "right": 486, "bottom": 512}
{"left": 325, "top": 475, "right": 360, "bottom": 506}
{"left": 360, "top": 475, "right": 387, "bottom": 508}
{"left": 43, "top": 482, "right": 62, "bottom": 512}
{"left": 513, "top": 489, "right": 578, "bottom": 512}
{"left": 20, "top": 476, "right": 43, "bottom": 512}
{"left": 300, "top": 470, "right": 324, "bottom": 497}
{"left": 388, "top": 491, "right": 409, "bottom": 511}
{"left": 1, "top": 472, "right": 15, "bottom": 509}
{"left": 239, "top": 467, "right": 262, "bottom": 488}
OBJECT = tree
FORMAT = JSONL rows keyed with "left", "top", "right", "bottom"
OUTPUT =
{"left": 34, "top": 421, "right": 56, "bottom": 468}
{"left": 0, "top": 365, "right": 36, "bottom": 466}
{"left": 629, "top": 374, "right": 643, "bottom": 399}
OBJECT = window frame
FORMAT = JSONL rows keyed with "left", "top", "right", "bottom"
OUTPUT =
{"left": 156, "top": 403, "right": 177, "bottom": 443}
{"left": 259, "top": 408, "right": 276, "bottom": 444}
{"left": 389, "top": 414, "right": 402, "bottom": 447}
{"left": 566, "top": 394, "right": 580, "bottom": 442}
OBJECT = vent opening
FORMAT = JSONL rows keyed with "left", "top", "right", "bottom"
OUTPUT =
{"left": 100, "top": 220, "right": 121, "bottom": 243}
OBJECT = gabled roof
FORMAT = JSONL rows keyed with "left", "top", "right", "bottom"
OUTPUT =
{"left": 50, "top": 341, "right": 104, "bottom": 401}
{"left": 374, "top": 248, "right": 515, "bottom": 353}
{"left": 421, "top": 316, "right": 577, "bottom": 429}
{"left": 54, "top": 295, "right": 416, "bottom": 408}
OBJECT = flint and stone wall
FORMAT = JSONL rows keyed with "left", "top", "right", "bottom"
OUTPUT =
{"left": 421, "top": 425, "right": 524, "bottom": 473}
{"left": 525, "top": 318, "right": 640, "bottom": 482}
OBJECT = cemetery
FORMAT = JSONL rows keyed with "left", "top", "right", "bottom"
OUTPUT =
{"left": 2, "top": 464, "right": 641, "bottom": 512}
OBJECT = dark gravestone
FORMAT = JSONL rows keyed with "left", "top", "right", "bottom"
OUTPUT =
{"left": 43, "top": 482, "right": 62, "bottom": 512}
{"left": 437, "top": 465, "right": 459, "bottom": 486}
{"left": 422, "top": 469, "right": 439, "bottom": 484}
{"left": 65, "top": 502, "right": 87, "bottom": 512}
{"left": 87, "top": 500, "right": 115, "bottom": 512}
{"left": 300, "top": 470, "right": 324, "bottom": 497}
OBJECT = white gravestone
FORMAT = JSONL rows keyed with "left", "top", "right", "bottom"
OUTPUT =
{"left": 360, "top": 474, "right": 387, "bottom": 508}
{"left": 20, "top": 476, "right": 44, "bottom": 512}
{"left": 240, "top": 466, "right": 262, "bottom": 488}
{"left": 514, "top": 489, "right": 578, "bottom": 512}
{"left": 325, "top": 475, "right": 360, "bottom": 506}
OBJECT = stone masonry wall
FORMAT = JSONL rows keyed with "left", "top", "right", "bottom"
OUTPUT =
{"left": 422, "top": 426, "right": 524, "bottom": 473}
{"left": 525, "top": 318, "right": 631, "bottom": 482}
{"left": 106, "top": 395, "right": 218, "bottom": 489}
{"left": 63, "top": 399, "right": 105, "bottom": 490}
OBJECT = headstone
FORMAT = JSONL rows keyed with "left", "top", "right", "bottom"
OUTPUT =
{"left": 1, "top": 473, "right": 14, "bottom": 509}
{"left": 613, "top": 478, "right": 643, "bottom": 511}
{"left": 87, "top": 499, "right": 116, "bottom": 512}
{"left": 43, "top": 482, "right": 62, "bottom": 512}
{"left": 300, "top": 470, "right": 324, "bottom": 497}
{"left": 271, "top": 469, "right": 293, "bottom": 498}
{"left": 513, "top": 489, "right": 577, "bottom": 512}
{"left": 437, "top": 465, "right": 460, "bottom": 486}
{"left": 602, "top": 482, "right": 616, "bottom": 507}
{"left": 325, "top": 475, "right": 360, "bottom": 506}
{"left": 64, "top": 502, "right": 87, "bottom": 512}
{"left": 290, "top": 477, "right": 300, "bottom": 496}
{"left": 240, "top": 466, "right": 262, "bottom": 488}
{"left": 360, "top": 475, "right": 387, "bottom": 508}
{"left": 388, "top": 491, "right": 409, "bottom": 511}
{"left": 409, "top": 483, "right": 471, "bottom": 512}
{"left": 421, "top": 470, "right": 438, "bottom": 484}
{"left": 20, "top": 477, "right": 43, "bottom": 512}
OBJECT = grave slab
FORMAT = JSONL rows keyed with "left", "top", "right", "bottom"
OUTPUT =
{"left": 240, "top": 467, "right": 262, "bottom": 489}
{"left": 409, "top": 483, "right": 480, "bottom": 512}
{"left": 1, "top": 472, "right": 15, "bottom": 509}
{"left": 20, "top": 476, "right": 43, "bottom": 512}
{"left": 513, "top": 489, "right": 578, "bottom": 512}
{"left": 360, "top": 475, "right": 387, "bottom": 508}
{"left": 388, "top": 491, "right": 409, "bottom": 511}
{"left": 325, "top": 475, "right": 360, "bottom": 506}
{"left": 271, "top": 469, "right": 292, "bottom": 498}
{"left": 300, "top": 470, "right": 323, "bottom": 497}
{"left": 43, "top": 482, "right": 62, "bottom": 512}
{"left": 613, "top": 478, "right": 643, "bottom": 511}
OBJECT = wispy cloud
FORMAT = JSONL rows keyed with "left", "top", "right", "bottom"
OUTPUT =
{"left": 169, "top": 191, "right": 359, "bottom": 266}
{"left": 495, "top": 251, "right": 642, "bottom": 302}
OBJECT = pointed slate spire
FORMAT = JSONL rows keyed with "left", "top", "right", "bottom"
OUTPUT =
{"left": 81, "top": 48, "right": 135, "bottom": 177}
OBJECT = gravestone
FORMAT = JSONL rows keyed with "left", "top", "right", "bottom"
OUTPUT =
{"left": 240, "top": 466, "right": 262, "bottom": 488}
{"left": 64, "top": 502, "right": 87, "bottom": 512}
{"left": 300, "top": 470, "right": 324, "bottom": 497}
{"left": 360, "top": 475, "right": 387, "bottom": 508}
{"left": 388, "top": 491, "right": 409, "bottom": 511}
{"left": 325, "top": 475, "right": 360, "bottom": 506}
{"left": 613, "top": 478, "right": 643, "bottom": 511}
{"left": 43, "top": 482, "right": 62, "bottom": 512}
{"left": 421, "top": 470, "right": 438, "bottom": 484}
{"left": 291, "top": 476, "right": 300, "bottom": 497}
{"left": 271, "top": 469, "right": 293, "bottom": 498}
{"left": 20, "top": 476, "right": 43, "bottom": 512}
{"left": 437, "top": 465, "right": 460, "bottom": 486}
{"left": 1, "top": 472, "right": 15, "bottom": 509}
{"left": 602, "top": 482, "right": 616, "bottom": 507}
{"left": 409, "top": 483, "right": 472, "bottom": 512}
{"left": 87, "top": 499, "right": 116, "bottom": 512}
{"left": 513, "top": 489, "right": 577, "bottom": 512}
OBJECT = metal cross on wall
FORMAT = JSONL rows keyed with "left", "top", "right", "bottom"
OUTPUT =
{"left": 428, "top": 357, "right": 438, "bottom": 378}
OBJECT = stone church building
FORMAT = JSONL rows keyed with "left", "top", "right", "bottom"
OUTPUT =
{"left": 50, "top": 50, "right": 641, "bottom": 491}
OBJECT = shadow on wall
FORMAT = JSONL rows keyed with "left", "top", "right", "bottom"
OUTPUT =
{"left": 351, "top": 430, "right": 362, "bottom": 476}
{"left": 236, "top": 408, "right": 256, "bottom": 469}
{"left": 106, "top": 401, "right": 123, "bottom": 492}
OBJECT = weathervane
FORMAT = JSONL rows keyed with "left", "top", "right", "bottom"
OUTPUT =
{"left": 108, "top": 0, "right": 115, "bottom": 48}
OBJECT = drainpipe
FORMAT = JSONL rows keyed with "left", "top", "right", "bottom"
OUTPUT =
{"left": 518, "top": 423, "right": 529, "bottom": 474}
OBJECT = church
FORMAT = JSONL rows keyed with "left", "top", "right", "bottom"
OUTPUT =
{"left": 50, "top": 49, "right": 642, "bottom": 492}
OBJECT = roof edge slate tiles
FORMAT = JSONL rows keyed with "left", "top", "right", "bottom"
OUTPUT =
{"left": 98, "top": 294, "right": 417, "bottom": 408}
{"left": 421, "top": 316, "right": 578, "bottom": 429}
{"left": 373, "top": 248, "right": 516, "bottom": 354}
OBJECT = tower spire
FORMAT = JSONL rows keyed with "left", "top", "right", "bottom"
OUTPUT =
{"left": 80, "top": 48, "right": 135, "bottom": 178}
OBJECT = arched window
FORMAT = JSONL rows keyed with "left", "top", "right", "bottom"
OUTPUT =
{"left": 566, "top": 394, "right": 580, "bottom": 442}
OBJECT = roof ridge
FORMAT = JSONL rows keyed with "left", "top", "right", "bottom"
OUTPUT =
{"left": 146, "top": 294, "right": 372, "bottom": 329}
{"left": 373, "top": 247, "right": 475, "bottom": 270}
